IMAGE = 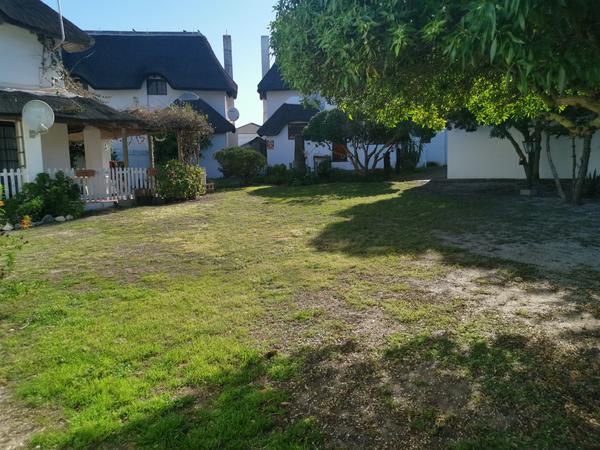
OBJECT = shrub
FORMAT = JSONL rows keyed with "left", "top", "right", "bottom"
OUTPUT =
{"left": 214, "top": 147, "right": 267, "bottom": 185}
{"left": 156, "top": 160, "right": 206, "bottom": 201}
{"left": 395, "top": 140, "right": 423, "bottom": 172}
{"left": 0, "top": 185, "right": 23, "bottom": 280}
{"left": 582, "top": 170, "right": 600, "bottom": 199}
{"left": 263, "top": 164, "right": 290, "bottom": 185}
{"left": 5, "top": 172, "right": 84, "bottom": 222}
{"left": 316, "top": 158, "right": 332, "bottom": 178}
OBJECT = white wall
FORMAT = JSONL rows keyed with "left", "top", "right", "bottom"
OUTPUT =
{"left": 447, "top": 127, "right": 600, "bottom": 179}
{"left": 264, "top": 90, "right": 297, "bottom": 120}
{"left": 239, "top": 133, "right": 257, "bottom": 146}
{"left": 201, "top": 134, "right": 228, "bottom": 179}
{"left": 0, "top": 23, "right": 62, "bottom": 90}
{"left": 41, "top": 123, "right": 70, "bottom": 169}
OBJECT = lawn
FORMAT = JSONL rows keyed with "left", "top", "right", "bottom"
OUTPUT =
{"left": 1, "top": 181, "right": 599, "bottom": 449}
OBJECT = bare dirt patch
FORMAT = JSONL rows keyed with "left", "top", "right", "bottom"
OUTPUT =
{"left": 0, "top": 385, "right": 42, "bottom": 450}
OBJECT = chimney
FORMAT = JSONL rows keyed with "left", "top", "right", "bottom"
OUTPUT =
{"left": 223, "top": 34, "right": 233, "bottom": 78}
{"left": 261, "top": 35, "right": 270, "bottom": 77}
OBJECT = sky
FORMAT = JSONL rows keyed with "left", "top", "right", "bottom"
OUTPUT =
{"left": 42, "top": 0, "right": 277, "bottom": 126}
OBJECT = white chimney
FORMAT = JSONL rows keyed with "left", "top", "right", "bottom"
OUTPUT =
{"left": 261, "top": 35, "right": 270, "bottom": 77}
{"left": 223, "top": 34, "right": 233, "bottom": 78}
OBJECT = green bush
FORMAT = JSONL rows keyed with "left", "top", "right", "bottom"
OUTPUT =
{"left": 156, "top": 160, "right": 206, "bottom": 201}
{"left": 316, "top": 158, "right": 332, "bottom": 178}
{"left": 582, "top": 170, "right": 600, "bottom": 199}
{"left": 0, "top": 185, "right": 24, "bottom": 280}
{"left": 5, "top": 172, "right": 84, "bottom": 222}
{"left": 395, "top": 141, "right": 423, "bottom": 172}
{"left": 256, "top": 164, "right": 291, "bottom": 185}
{"left": 214, "top": 147, "right": 267, "bottom": 185}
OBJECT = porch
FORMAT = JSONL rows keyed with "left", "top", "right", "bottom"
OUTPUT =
{"left": 0, "top": 89, "right": 154, "bottom": 205}
{"left": 0, "top": 166, "right": 158, "bottom": 204}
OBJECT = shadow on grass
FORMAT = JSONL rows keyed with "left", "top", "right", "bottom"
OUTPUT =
{"left": 303, "top": 183, "right": 599, "bottom": 318}
{"left": 383, "top": 331, "right": 600, "bottom": 448}
{"left": 250, "top": 182, "right": 399, "bottom": 205}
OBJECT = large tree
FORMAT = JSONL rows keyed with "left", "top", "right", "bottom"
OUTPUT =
{"left": 272, "top": 0, "right": 600, "bottom": 202}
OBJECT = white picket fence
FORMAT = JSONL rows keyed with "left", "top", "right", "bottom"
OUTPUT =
{"left": 0, "top": 167, "right": 157, "bottom": 203}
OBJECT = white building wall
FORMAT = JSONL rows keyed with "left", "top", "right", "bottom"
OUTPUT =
{"left": 239, "top": 133, "right": 258, "bottom": 146}
{"left": 41, "top": 123, "right": 71, "bottom": 169}
{"left": 0, "top": 23, "right": 61, "bottom": 90}
{"left": 447, "top": 127, "right": 600, "bottom": 179}
{"left": 264, "top": 90, "right": 297, "bottom": 120}
{"left": 201, "top": 134, "right": 228, "bottom": 179}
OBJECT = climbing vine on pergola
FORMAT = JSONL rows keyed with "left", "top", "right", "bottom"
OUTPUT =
{"left": 131, "top": 105, "right": 214, "bottom": 165}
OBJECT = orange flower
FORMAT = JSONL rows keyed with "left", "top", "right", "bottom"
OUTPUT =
{"left": 20, "top": 215, "right": 32, "bottom": 230}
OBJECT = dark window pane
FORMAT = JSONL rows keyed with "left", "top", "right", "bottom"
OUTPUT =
{"left": 147, "top": 78, "right": 167, "bottom": 95}
{"left": 332, "top": 143, "right": 348, "bottom": 162}
{"left": 0, "top": 122, "right": 18, "bottom": 170}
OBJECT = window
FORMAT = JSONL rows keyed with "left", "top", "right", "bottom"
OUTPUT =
{"left": 288, "top": 122, "right": 307, "bottom": 140}
{"left": 332, "top": 143, "right": 348, "bottom": 162}
{"left": 0, "top": 122, "right": 18, "bottom": 170}
{"left": 147, "top": 77, "right": 167, "bottom": 95}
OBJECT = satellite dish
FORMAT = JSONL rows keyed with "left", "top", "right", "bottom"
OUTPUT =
{"left": 227, "top": 107, "right": 240, "bottom": 122}
{"left": 178, "top": 92, "right": 200, "bottom": 102}
{"left": 22, "top": 100, "right": 55, "bottom": 137}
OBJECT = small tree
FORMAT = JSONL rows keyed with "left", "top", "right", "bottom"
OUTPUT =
{"left": 305, "top": 110, "right": 394, "bottom": 176}
{"left": 305, "top": 109, "right": 434, "bottom": 176}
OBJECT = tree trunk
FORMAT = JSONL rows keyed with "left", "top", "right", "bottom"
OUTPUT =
{"left": 383, "top": 151, "right": 391, "bottom": 179}
{"left": 395, "top": 145, "right": 401, "bottom": 174}
{"left": 531, "top": 127, "right": 542, "bottom": 183}
{"left": 571, "top": 137, "right": 577, "bottom": 194}
{"left": 176, "top": 131, "right": 183, "bottom": 162}
{"left": 545, "top": 132, "right": 566, "bottom": 201}
{"left": 573, "top": 133, "right": 593, "bottom": 204}
{"left": 294, "top": 135, "right": 306, "bottom": 175}
{"left": 503, "top": 129, "right": 532, "bottom": 186}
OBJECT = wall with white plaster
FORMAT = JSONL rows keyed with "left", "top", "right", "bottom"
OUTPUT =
{"left": 41, "top": 123, "right": 70, "bottom": 169}
{"left": 447, "top": 127, "right": 600, "bottom": 179}
{"left": 0, "top": 23, "right": 61, "bottom": 90}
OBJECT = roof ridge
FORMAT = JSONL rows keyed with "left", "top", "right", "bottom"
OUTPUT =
{"left": 86, "top": 30, "right": 207, "bottom": 38}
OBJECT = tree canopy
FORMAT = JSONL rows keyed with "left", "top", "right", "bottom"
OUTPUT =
{"left": 272, "top": 0, "right": 600, "bottom": 202}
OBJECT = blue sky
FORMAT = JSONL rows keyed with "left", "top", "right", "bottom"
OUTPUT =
{"left": 42, "top": 0, "right": 277, "bottom": 126}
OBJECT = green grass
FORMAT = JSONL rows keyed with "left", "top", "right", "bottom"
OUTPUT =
{"left": 1, "top": 181, "right": 598, "bottom": 449}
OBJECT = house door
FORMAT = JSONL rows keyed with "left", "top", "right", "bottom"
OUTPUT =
{"left": 0, "top": 122, "right": 18, "bottom": 171}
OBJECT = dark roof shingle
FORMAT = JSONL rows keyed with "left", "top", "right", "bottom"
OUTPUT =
{"left": 257, "top": 103, "right": 319, "bottom": 137}
{"left": 0, "top": 90, "right": 140, "bottom": 125}
{"left": 0, "top": 0, "right": 92, "bottom": 52}
{"left": 257, "top": 64, "right": 291, "bottom": 99}
{"left": 174, "top": 98, "right": 235, "bottom": 134}
{"left": 63, "top": 32, "right": 238, "bottom": 98}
